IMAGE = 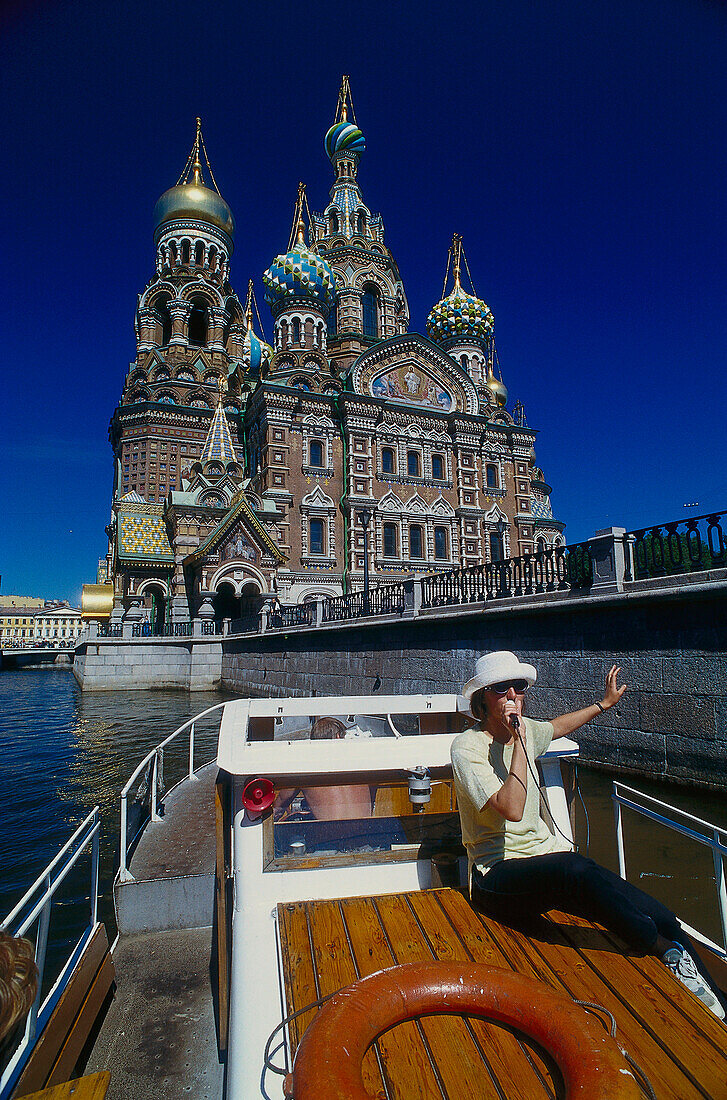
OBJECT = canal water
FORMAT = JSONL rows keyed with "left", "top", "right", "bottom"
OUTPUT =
{"left": 1, "top": 668, "right": 725, "bottom": 958}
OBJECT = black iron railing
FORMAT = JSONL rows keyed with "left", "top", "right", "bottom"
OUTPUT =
{"left": 626, "top": 511, "right": 726, "bottom": 581}
{"left": 421, "top": 542, "right": 593, "bottom": 609}
{"left": 322, "top": 582, "right": 407, "bottom": 623}
{"left": 276, "top": 604, "right": 315, "bottom": 628}
{"left": 200, "top": 621, "right": 218, "bottom": 636}
{"left": 229, "top": 614, "right": 261, "bottom": 635}
{"left": 98, "top": 623, "right": 123, "bottom": 638}
{"left": 128, "top": 621, "right": 192, "bottom": 637}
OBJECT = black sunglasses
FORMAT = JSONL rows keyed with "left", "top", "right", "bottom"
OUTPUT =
{"left": 487, "top": 679, "right": 529, "bottom": 695}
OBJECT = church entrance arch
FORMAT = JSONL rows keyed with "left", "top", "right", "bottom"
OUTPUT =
{"left": 239, "top": 581, "right": 265, "bottom": 623}
{"left": 139, "top": 580, "right": 168, "bottom": 633}
{"left": 213, "top": 582, "right": 241, "bottom": 622}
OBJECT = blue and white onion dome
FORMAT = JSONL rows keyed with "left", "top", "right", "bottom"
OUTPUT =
{"left": 324, "top": 120, "right": 365, "bottom": 162}
{"left": 262, "top": 232, "right": 336, "bottom": 313}
{"left": 242, "top": 321, "right": 273, "bottom": 377}
{"left": 426, "top": 285, "right": 494, "bottom": 346}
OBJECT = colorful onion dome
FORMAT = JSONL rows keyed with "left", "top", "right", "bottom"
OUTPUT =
{"left": 242, "top": 322, "right": 273, "bottom": 377}
{"left": 154, "top": 181, "right": 235, "bottom": 240}
{"left": 485, "top": 367, "right": 508, "bottom": 408}
{"left": 262, "top": 238, "right": 336, "bottom": 311}
{"left": 426, "top": 285, "right": 494, "bottom": 346}
{"left": 325, "top": 121, "right": 365, "bottom": 161}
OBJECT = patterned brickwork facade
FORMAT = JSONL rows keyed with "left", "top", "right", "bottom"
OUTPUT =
{"left": 103, "top": 90, "right": 564, "bottom": 623}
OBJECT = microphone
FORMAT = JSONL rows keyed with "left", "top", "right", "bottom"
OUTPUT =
{"left": 509, "top": 715, "right": 521, "bottom": 735}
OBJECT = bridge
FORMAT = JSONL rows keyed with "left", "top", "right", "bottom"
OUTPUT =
{"left": 1, "top": 647, "right": 74, "bottom": 670}
{"left": 73, "top": 512, "right": 727, "bottom": 788}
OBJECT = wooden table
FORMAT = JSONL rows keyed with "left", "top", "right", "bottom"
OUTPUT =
{"left": 278, "top": 888, "right": 727, "bottom": 1099}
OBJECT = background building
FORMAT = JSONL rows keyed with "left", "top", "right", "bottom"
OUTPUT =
{"left": 103, "top": 82, "right": 563, "bottom": 625}
{"left": 0, "top": 602, "right": 83, "bottom": 648}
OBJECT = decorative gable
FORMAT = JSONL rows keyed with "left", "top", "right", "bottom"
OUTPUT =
{"left": 185, "top": 491, "right": 286, "bottom": 566}
{"left": 300, "top": 485, "right": 336, "bottom": 510}
{"left": 350, "top": 334, "right": 479, "bottom": 415}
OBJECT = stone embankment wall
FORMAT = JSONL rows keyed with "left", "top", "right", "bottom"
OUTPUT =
{"left": 73, "top": 640, "right": 222, "bottom": 691}
{"left": 222, "top": 580, "right": 727, "bottom": 788}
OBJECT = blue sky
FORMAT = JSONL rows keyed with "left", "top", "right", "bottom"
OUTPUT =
{"left": 1, "top": 0, "right": 726, "bottom": 603}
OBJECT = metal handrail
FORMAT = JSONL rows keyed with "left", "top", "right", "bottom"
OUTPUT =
{"left": 118, "top": 701, "right": 227, "bottom": 881}
{"left": 0, "top": 809, "right": 101, "bottom": 1099}
{"left": 612, "top": 781, "right": 727, "bottom": 957}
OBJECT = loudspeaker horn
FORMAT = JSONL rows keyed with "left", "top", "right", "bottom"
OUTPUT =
{"left": 241, "top": 776, "right": 275, "bottom": 813}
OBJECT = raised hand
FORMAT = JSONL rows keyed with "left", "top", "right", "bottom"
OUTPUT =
{"left": 601, "top": 664, "right": 627, "bottom": 710}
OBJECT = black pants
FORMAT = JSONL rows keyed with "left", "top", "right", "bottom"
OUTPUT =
{"left": 471, "top": 852, "right": 682, "bottom": 954}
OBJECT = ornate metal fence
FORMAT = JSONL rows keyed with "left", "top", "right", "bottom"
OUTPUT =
{"left": 131, "top": 621, "right": 193, "bottom": 638}
{"left": 278, "top": 604, "right": 315, "bottom": 628}
{"left": 322, "top": 582, "right": 407, "bottom": 623}
{"left": 626, "top": 511, "right": 726, "bottom": 581}
{"left": 98, "top": 623, "right": 123, "bottom": 638}
{"left": 421, "top": 541, "right": 593, "bottom": 609}
{"left": 229, "top": 614, "right": 261, "bottom": 635}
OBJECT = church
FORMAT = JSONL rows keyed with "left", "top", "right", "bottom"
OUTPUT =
{"left": 101, "top": 78, "right": 563, "bottom": 627}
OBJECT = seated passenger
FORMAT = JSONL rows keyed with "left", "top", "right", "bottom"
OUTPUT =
{"left": 0, "top": 933, "right": 38, "bottom": 1074}
{"left": 451, "top": 651, "right": 726, "bottom": 1020}
{"left": 275, "top": 717, "right": 373, "bottom": 821}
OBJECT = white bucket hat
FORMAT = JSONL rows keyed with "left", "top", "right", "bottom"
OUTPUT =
{"left": 463, "top": 651, "right": 537, "bottom": 700}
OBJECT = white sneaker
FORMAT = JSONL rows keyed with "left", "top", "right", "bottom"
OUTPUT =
{"left": 662, "top": 945, "right": 725, "bottom": 1021}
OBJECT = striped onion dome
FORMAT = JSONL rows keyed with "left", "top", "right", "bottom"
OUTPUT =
{"left": 324, "top": 121, "right": 365, "bottom": 161}
{"left": 242, "top": 322, "right": 273, "bottom": 377}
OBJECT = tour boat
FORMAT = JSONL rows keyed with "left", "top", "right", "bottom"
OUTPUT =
{"left": 2, "top": 693, "right": 726, "bottom": 1099}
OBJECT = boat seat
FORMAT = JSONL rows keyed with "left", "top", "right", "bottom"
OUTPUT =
{"left": 15, "top": 1070, "right": 110, "bottom": 1099}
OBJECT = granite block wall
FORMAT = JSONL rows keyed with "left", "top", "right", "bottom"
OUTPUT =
{"left": 73, "top": 641, "right": 222, "bottom": 690}
{"left": 222, "top": 587, "right": 727, "bottom": 788}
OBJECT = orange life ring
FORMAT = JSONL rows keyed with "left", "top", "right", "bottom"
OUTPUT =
{"left": 286, "top": 962, "right": 640, "bottom": 1099}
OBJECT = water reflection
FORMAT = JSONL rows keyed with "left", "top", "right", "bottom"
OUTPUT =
{"left": 0, "top": 669, "right": 235, "bottom": 936}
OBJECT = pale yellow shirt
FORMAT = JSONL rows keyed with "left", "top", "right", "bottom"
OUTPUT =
{"left": 451, "top": 716, "right": 570, "bottom": 885}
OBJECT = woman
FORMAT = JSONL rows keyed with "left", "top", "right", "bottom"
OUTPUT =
{"left": 451, "top": 650, "right": 725, "bottom": 1020}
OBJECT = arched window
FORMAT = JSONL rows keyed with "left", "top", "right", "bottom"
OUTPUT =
{"left": 209, "top": 247, "right": 218, "bottom": 272}
{"left": 309, "top": 440, "right": 324, "bottom": 467}
{"left": 327, "top": 303, "right": 337, "bottom": 337}
{"left": 154, "top": 295, "right": 172, "bottom": 346}
{"left": 536, "top": 537, "right": 547, "bottom": 555}
{"left": 292, "top": 318, "right": 301, "bottom": 344}
{"left": 188, "top": 297, "right": 209, "bottom": 346}
{"left": 489, "top": 531, "right": 504, "bottom": 562}
{"left": 194, "top": 241, "right": 204, "bottom": 266}
{"left": 383, "top": 522, "right": 397, "bottom": 558}
{"left": 410, "top": 525, "right": 423, "bottom": 559}
{"left": 181, "top": 239, "right": 190, "bottom": 264}
{"left": 486, "top": 464, "right": 499, "bottom": 489}
{"left": 170, "top": 241, "right": 178, "bottom": 265}
{"left": 460, "top": 354, "right": 469, "bottom": 371}
{"left": 316, "top": 322, "right": 324, "bottom": 347}
{"left": 329, "top": 211, "right": 339, "bottom": 235}
{"left": 434, "top": 526, "right": 448, "bottom": 560}
{"left": 309, "top": 518, "right": 324, "bottom": 555}
{"left": 381, "top": 447, "right": 395, "bottom": 475}
{"left": 362, "top": 285, "right": 379, "bottom": 338}
{"left": 407, "top": 450, "right": 420, "bottom": 477}
{"left": 357, "top": 212, "right": 366, "bottom": 236}
{"left": 431, "top": 454, "right": 444, "bottom": 480}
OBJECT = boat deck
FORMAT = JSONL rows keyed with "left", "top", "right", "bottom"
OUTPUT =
{"left": 278, "top": 887, "right": 727, "bottom": 1100}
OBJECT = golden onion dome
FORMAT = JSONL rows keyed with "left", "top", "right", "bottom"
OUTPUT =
{"left": 154, "top": 181, "right": 235, "bottom": 240}
{"left": 485, "top": 368, "right": 508, "bottom": 408}
{"left": 153, "top": 118, "right": 235, "bottom": 241}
